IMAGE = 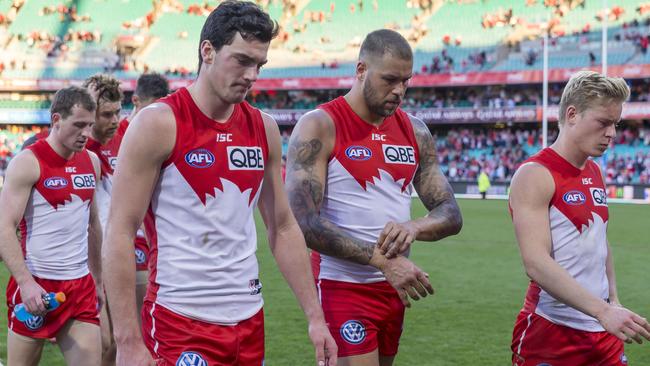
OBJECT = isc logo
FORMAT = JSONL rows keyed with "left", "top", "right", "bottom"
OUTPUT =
{"left": 382, "top": 144, "right": 416, "bottom": 165}
{"left": 44, "top": 177, "right": 68, "bottom": 190}
{"left": 562, "top": 190, "right": 586, "bottom": 205}
{"left": 71, "top": 174, "right": 96, "bottom": 190}
{"left": 345, "top": 146, "right": 372, "bottom": 161}
{"left": 227, "top": 146, "right": 264, "bottom": 170}
{"left": 185, "top": 149, "right": 215, "bottom": 168}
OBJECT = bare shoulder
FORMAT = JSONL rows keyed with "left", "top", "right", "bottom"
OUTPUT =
{"left": 123, "top": 102, "right": 175, "bottom": 160}
{"left": 293, "top": 109, "right": 334, "bottom": 139}
{"left": 86, "top": 150, "right": 101, "bottom": 177}
{"left": 260, "top": 111, "right": 281, "bottom": 137}
{"left": 5, "top": 149, "right": 39, "bottom": 184}
{"left": 510, "top": 162, "right": 555, "bottom": 204}
{"left": 406, "top": 113, "right": 429, "bottom": 136}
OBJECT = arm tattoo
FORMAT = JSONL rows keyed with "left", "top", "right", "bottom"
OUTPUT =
{"left": 286, "top": 136, "right": 374, "bottom": 265}
{"left": 411, "top": 118, "right": 463, "bottom": 240}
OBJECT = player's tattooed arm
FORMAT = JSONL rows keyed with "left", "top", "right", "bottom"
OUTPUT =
{"left": 285, "top": 112, "right": 375, "bottom": 265}
{"left": 409, "top": 116, "right": 462, "bottom": 241}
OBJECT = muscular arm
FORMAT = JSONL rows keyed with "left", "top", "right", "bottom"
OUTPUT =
{"left": 409, "top": 117, "right": 462, "bottom": 241}
{"left": 0, "top": 151, "right": 47, "bottom": 314}
{"left": 87, "top": 152, "right": 103, "bottom": 288}
{"left": 511, "top": 163, "right": 650, "bottom": 341}
{"left": 285, "top": 110, "right": 377, "bottom": 265}
{"left": 258, "top": 113, "right": 337, "bottom": 365}
{"left": 103, "top": 105, "right": 174, "bottom": 348}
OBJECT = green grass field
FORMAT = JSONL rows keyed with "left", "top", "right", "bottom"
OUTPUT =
{"left": 0, "top": 198, "right": 648, "bottom": 365}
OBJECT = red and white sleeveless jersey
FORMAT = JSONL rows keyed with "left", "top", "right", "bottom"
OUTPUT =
{"left": 145, "top": 88, "right": 268, "bottom": 324}
{"left": 85, "top": 120, "right": 126, "bottom": 227}
{"left": 312, "top": 97, "right": 420, "bottom": 283}
{"left": 19, "top": 140, "right": 97, "bottom": 280}
{"left": 518, "top": 148, "right": 609, "bottom": 332}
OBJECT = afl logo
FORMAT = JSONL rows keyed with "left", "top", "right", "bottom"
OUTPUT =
{"left": 44, "top": 177, "right": 68, "bottom": 189}
{"left": 24, "top": 315, "right": 45, "bottom": 330}
{"left": 340, "top": 320, "right": 366, "bottom": 345}
{"left": 176, "top": 351, "right": 207, "bottom": 366}
{"left": 185, "top": 149, "right": 215, "bottom": 168}
{"left": 562, "top": 190, "right": 586, "bottom": 205}
{"left": 345, "top": 146, "right": 372, "bottom": 161}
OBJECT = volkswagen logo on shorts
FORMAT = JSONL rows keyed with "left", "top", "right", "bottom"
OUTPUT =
{"left": 185, "top": 149, "right": 215, "bottom": 168}
{"left": 345, "top": 146, "right": 372, "bottom": 161}
{"left": 176, "top": 351, "right": 207, "bottom": 366}
{"left": 340, "top": 320, "right": 366, "bottom": 344}
{"left": 24, "top": 315, "right": 44, "bottom": 330}
{"left": 44, "top": 177, "right": 68, "bottom": 190}
{"left": 134, "top": 248, "right": 146, "bottom": 265}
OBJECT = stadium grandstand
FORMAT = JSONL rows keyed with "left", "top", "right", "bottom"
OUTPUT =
{"left": 1, "top": 1, "right": 650, "bottom": 366}
{"left": 1, "top": 0, "right": 650, "bottom": 200}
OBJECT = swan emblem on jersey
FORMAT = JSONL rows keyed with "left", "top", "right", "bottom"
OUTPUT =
{"left": 562, "top": 190, "right": 586, "bottom": 206}
{"left": 24, "top": 315, "right": 45, "bottom": 330}
{"left": 340, "top": 320, "right": 366, "bottom": 344}
{"left": 185, "top": 149, "right": 215, "bottom": 168}
{"left": 176, "top": 351, "right": 207, "bottom": 366}
{"left": 345, "top": 146, "right": 372, "bottom": 161}
{"left": 44, "top": 177, "right": 68, "bottom": 190}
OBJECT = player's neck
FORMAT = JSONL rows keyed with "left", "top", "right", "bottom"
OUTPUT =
{"left": 46, "top": 135, "right": 74, "bottom": 160}
{"left": 550, "top": 138, "right": 589, "bottom": 170}
{"left": 187, "top": 80, "right": 235, "bottom": 123}
{"left": 344, "top": 90, "right": 383, "bottom": 126}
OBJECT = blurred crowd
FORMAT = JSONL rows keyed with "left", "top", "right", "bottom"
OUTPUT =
{"left": 2, "top": 123, "right": 648, "bottom": 185}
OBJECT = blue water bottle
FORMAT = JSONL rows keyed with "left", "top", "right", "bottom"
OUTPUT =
{"left": 13, "top": 292, "right": 66, "bottom": 322}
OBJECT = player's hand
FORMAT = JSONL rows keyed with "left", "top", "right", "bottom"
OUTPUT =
{"left": 597, "top": 305, "right": 650, "bottom": 344}
{"left": 377, "top": 221, "right": 418, "bottom": 258}
{"left": 18, "top": 278, "right": 47, "bottom": 316}
{"left": 308, "top": 319, "right": 338, "bottom": 366}
{"left": 373, "top": 251, "right": 434, "bottom": 307}
{"left": 95, "top": 283, "right": 105, "bottom": 313}
{"left": 116, "top": 339, "right": 157, "bottom": 366}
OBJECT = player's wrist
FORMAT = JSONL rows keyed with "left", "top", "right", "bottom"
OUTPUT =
{"left": 593, "top": 302, "right": 612, "bottom": 323}
{"left": 369, "top": 246, "right": 388, "bottom": 271}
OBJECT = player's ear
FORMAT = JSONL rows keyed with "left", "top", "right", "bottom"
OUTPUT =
{"left": 200, "top": 40, "right": 214, "bottom": 64}
{"left": 356, "top": 61, "right": 367, "bottom": 82}
{"left": 565, "top": 105, "right": 578, "bottom": 126}
{"left": 51, "top": 113, "right": 62, "bottom": 129}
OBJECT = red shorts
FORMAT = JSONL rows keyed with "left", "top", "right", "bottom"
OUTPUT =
{"left": 142, "top": 301, "right": 264, "bottom": 366}
{"left": 512, "top": 311, "right": 627, "bottom": 366}
{"left": 318, "top": 279, "right": 405, "bottom": 357}
{"left": 134, "top": 235, "right": 149, "bottom": 272}
{"left": 6, "top": 273, "right": 100, "bottom": 339}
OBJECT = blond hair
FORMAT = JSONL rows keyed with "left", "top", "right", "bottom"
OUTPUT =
{"left": 558, "top": 71, "right": 630, "bottom": 124}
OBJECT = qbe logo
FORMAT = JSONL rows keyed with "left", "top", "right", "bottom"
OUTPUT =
{"left": 185, "top": 149, "right": 215, "bottom": 168}
{"left": 176, "top": 351, "right": 207, "bottom": 366}
{"left": 345, "top": 145, "right": 372, "bottom": 161}
{"left": 24, "top": 315, "right": 44, "bottom": 330}
{"left": 71, "top": 174, "right": 96, "bottom": 190}
{"left": 590, "top": 187, "right": 607, "bottom": 207}
{"left": 44, "top": 177, "right": 68, "bottom": 190}
{"left": 382, "top": 144, "right": 416, "bottom": 165}
{"left": 340, "top": 320, "right": 366, "bottom": 345}
{"left": 108, "top": 157, "right": 117, "bottom": 169}
{"left": 227, "top": 146, "right": 264, "bottom": 170}
{"left": 562, "top": 190, "right": 586, "bottom": 205}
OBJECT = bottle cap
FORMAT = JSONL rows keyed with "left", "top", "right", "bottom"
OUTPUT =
{"left": 55, "top": 292, "right": 66, "bottom": 303}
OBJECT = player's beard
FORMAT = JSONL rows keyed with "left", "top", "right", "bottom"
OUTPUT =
{"left": 363, "top": 79, "right": 398, "bottom": 118}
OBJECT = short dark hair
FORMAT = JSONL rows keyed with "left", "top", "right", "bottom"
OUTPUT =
{"left": 50, "top": 86, "right": 96, "bottom": 120}
{"left": 82, "top": 73, "right": 123, "bottom": 104}
{"left": 135, "top": 73, "right": 169, "bottom": 101}
{"left": 359, "top": 29, "right": 413, "bottom": 61}
{"left": 198, "top": 0, "right": 279, "bottom": 72}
